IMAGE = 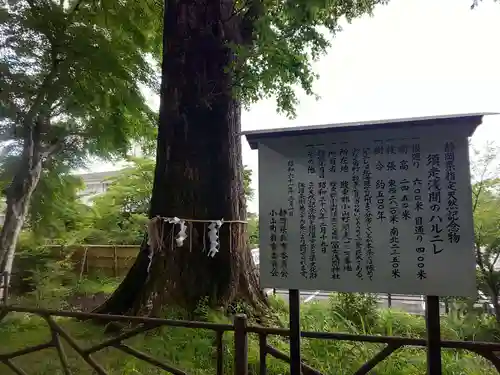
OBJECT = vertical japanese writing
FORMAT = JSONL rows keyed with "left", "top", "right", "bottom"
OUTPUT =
{"left": 374, "top": 142, "right": 384, "bottom": 155}
{"left": 340, "top": 147, "right": 349, "bottom": 172}
{"left": 388, "top": 176, "right": 401, "bottom": 279}
{"left": 352, "top": 148, "right": 363, "bottom": 279}
{"left": 340, "top": 180, "right": 352, "bottom": 271}
{"left": 400, "top": 179, "right": 411, "bottom": 220}
{"left": 330, "top": 181, "right": 340, "bottom": 279}
{"left": 412, "top": 142, "right": 421, "bottom": 168}
{"left": 317, "top": 148, "right": 326, "bottom": 179}
{"left": 398, "top": 143, "right": 409, "bottom": 171}
{"left": 308, "top": 182, "right": 318, "bottom": 278}
{"left": 329, "top": 148, "right": 337, "bottom": 173}
{"left": 374, "top": 140, "right": 384, "bottom": 172}
{"left": 385, "top": 141, "right": 397, "bottom": 172}
{"left": 413, "top": 177, "right": 426, "bottom": 280}
{"left": 399, "top": 142, "right": 411, "bottom": 222}
{"left": 376, "top": 179, "right": 386, "bottom": 222}
{"left": 287, "top": 161, "right": 295, "bottom": 217}
{"left": 445, "top": 142, "right": 461, "bottom": 244}
{"left": 269, "top": 210, "right": 278, "bottom": 277}
{"left": 298, "top": 182, "right": 307, "bottom": 278}
{"left": 279, "top": 209, "right": 288, "bottom": 279}
{"left": 318, "top": 181, "right": 328, "bottom": 254}
{"left": 318, "top": 148, "right": 328, "bottom": 254}
{"left": 388, "top": 179, "right": 398, "bottom": 224}
{"left": 428, "top": 153, "right": 444, "bottom": 255}
{"left": 307, "top": 147, "right": 316, "bottom": 174}
{"left": 363, "top": 147, "right": 374, "bottom": 280}
{"left": 389, "top": 226, "right": 401, "bottom": 279}
{"left": 386, "top": 143, "right": 396, "bottom": 155}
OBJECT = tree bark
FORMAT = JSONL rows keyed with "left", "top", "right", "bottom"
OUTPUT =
{"left": 95, "top": 0, "right": 266, "bottom": 315}
{"left": 0, "top": 156, "right": 42, "bottom": 302}
{"left": 491, "top": 293, "right": 500, "bottom": 323}
{"left": 485, "top": 281, "right": 500, "bottom": 323}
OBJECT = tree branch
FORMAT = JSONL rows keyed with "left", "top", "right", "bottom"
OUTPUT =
{"left": 19, "top": 0, "right": 86, "bottom": 161}
{"left": 489, "top": 250, "right": 500, "bottom": 274}
{"left": 472, "top": 143, "right": 499, "bottom": 213}
{"left": 41, "top": 141, "right": 63, "bottom": 162}
{"left": 68, "top": 0, "right": 85, "bottom": 16}
{"left": 476, "top": 242, "right": 488, "bottom": 272}
{"left": 240, "top": 0, "right": 263, "bottom": 45}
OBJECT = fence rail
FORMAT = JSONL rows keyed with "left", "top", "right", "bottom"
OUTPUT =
{"left": 1, "top": 306, "right": 500, "bottom": 375}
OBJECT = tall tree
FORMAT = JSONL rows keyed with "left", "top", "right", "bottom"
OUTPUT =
{"left": 96, "top": 0, "right": 385, "bottom": 315}
{"left": 0, "top": 0, "right": 161, "bottom": 297}
{"left": 470, "top": 143, "right": 500, "bottom": 321}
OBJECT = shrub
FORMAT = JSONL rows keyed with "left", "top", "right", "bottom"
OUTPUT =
{"left": 328, "top": 292, "right": 379, "bottom": 330}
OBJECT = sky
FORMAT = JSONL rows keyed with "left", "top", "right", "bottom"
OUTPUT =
{"left": 89, "top": 0, "right": 500, "bottom": 213}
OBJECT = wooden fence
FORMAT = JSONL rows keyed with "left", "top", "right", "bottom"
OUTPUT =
{"left": 46, "top": 245, "right": 140, "bottom": 277}
{"left": 0, "top": 306, "right": 500, "bottom": 374}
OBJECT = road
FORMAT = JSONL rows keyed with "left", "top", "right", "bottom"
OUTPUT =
{"left": 267, "top": 289, "right": 479, "bottom": 315}
{"left": 252, "top": 250, "right": 493, "bottom": 316}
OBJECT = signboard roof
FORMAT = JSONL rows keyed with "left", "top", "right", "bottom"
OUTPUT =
{"left": 243, "top": 112, "right": 495, "bottom": 150}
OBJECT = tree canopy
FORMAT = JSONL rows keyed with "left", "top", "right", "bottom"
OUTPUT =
{"left": 231, "top": 0, "right": 387, "bottom": 116}
{"left": 469, "top": 144, "right": 500, "bottom": 320}
{"left": 0, "top": 0, "right": 160, "bottom": 160}
{"left": 0, "top": 0, "right": 163, "bottom": 281}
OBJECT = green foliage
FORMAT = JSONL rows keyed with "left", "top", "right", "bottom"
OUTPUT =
{"left": 247, "top": 213, "right": 259, "bottom": 248}
{"left": 29, "top": 166, "right": 90, "bottom": 239}
{"left": 328, "top": 292, "right": 379, "bottom": 330}
{"left": 242, "top": 167, "right": 255, "bottom": 202}
{"left": 0, "top": 154, "right": 91, "bottom": 239}
{"left": 473, "top": 178, "right": 500, "bottom": 264}
{"left": 83, "top": 159, "right": 255, "bottom": 245}
{"left": 0, "top": 0, "right": 162, "bottom": 268}
{"left": 78, "top": 158, "right": 155, "bottom": 245}
{"left": 469, "top": 144, "right": 500, "bottom": 320}
{"left": 1, "top": 0, "right": 160, "bottom": 159}
{"left": 234, "top": 0, "right": 387, "bottom": 116}
{"left": 21, "top": 158, "right": 257, "bottom": 245}
{"left": 92, "top": 158, "right": 155, "bottom": 216}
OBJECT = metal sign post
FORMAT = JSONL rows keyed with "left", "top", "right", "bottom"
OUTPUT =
{"left": 425, "top": 295, "right": 442, "bottom": 375}
{"left": 289, "top": 289, "right": 301, "bottom": 375}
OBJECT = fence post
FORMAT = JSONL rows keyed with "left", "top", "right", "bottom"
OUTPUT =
{"left": 113, "top": 246, "right": 118, "bottom": 277}
{"left": 234, "top": 314, "right": 248, "bottom": 375}
{"left": 387, "top": 293, "right": 392, "bottom": 308}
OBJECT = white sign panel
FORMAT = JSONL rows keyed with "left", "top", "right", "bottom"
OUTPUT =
{"left": 257, "top": 126, "right": 476, "bottom": 297}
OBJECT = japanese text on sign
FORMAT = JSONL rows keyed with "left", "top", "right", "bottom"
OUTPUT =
{"left": 258, "top": 132, "right": 476, "bottom": 297}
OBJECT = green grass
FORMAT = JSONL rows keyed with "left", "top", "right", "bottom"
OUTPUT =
{"left": 1, "top": 291, "right": 499, "bottom": 375}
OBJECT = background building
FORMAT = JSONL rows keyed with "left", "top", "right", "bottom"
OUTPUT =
{"left": 77, "top": 170, "right": 121, "bottom": 205}
{"left": 0, "top": 170, "right": 121, "bottom": 225}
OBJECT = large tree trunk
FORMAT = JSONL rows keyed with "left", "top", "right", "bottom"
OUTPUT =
{"left": 0, "top": 156, "right": 42, "bottom": 302}
{"left": 95, "top": 0, "right": 265, "bottom": 315}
